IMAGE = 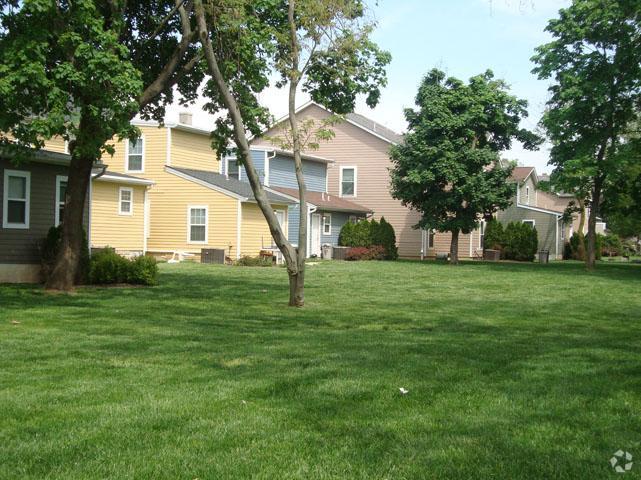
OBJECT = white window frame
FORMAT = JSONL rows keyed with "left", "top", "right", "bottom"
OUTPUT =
{"left": 522, "top": 219, "right": 536, "bottom": 227}
{"left": 274, "top": 209, "right": 286, "bottom": 231}
{"left": 339, "top": 166, "right": 357, "bottom": 197}
{"left": 322, "top": 213, "right": 332, "bottom": 235}
{"left": 125, "top": 135, "right": 145, "bottom": 173}
{"left": 479, "top": 220, "right": 486, "bottom": 249}
{"left": 187, "top": 205, "right": 208, "bottom": 244}
{"left": 525, "top": 186, "right": 530, "bottom": 205}
{"left": 560, "top": 221, "right": 565, "bottom": 240}
{"left": 427, "top": 229, "right": 435, "bottom": 249}
{"left": 118, "top": 187, "right": 134, "bottom": 216}
{"left": 3, "top": 169, "right": 30, "bottom": 229}
{"left": 55, "top": 175, "right": 68, "bottom": 226}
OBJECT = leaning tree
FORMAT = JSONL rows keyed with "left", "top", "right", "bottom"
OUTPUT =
{"left": 0, "top": 0, "right": 203, "bottom": 290}
{"left": 194, "top": 0, "right": 390, "bottom": 305}
{"left": 532, "top": 0, "right": 641, "bottom": 270}
{"left": 390, "top": 69, "right": 540, "bottom": 264}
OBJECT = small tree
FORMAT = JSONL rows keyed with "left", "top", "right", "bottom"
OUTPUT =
{"left": 390, "top": 69, "right": 540, "bottom": 264}
{"left": 483, "top": 219, "right": 505, "bottom": 252}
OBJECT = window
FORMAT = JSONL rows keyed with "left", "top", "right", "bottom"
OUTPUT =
{"left": 55, "top": 175, "right": 68, "bottom": 226}
{"left": 525, "top": 186, "right": 530, "bottom": 205}
{"left": 480, "top": 220, "right": 486, "bottom": 249}
{"left": 560, "top": 221, "right": 565, "bottom": 241}
{"left": 523, "top": 219, "right": 535, "bottom": 228}
{"left": 119, "top": 187, "right": 133, "bottom": 215}
{"left": 427, "top": 229, "right": 435, "bottom": 249}
{"left": 188, "top": 206, "right": 208, "bottom": 243}
{"left": 274, "top": 209, "right": 286, "bottom": 230}
{"left": 340, "top": 166, "right": 356, "bottom": 197}
{"left": 322, "top": 214, "right": 331, "bottom": 235}
{"left": 3, "top": 170, "right": 30, "bottom": 229}
{"left": 126, "top": 137, "right": 144, "bottom": 172}
{"left": 227, "top": 159, "right": 239, "bottom": 180}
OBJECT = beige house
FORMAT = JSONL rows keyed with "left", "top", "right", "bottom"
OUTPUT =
{"left": 254, "top": 102, "right": 485, "bottom": 259}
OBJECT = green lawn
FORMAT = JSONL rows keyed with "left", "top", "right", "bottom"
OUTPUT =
{"left": 1, "top": 260, "right": 641, "bottom": 479}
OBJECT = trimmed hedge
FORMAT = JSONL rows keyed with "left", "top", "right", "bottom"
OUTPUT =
{"left": 89, "top": 248, "right": 158, "bottom": 285}
{"left": 345, "top": 245, "right": 385, "bottom": 261}
{"left": 234, "top": 255, "right": 273, "bottom": 267}
{"left": 483, "top": 219, "right": 505, "bottom": 251}
{"left": 339, "top": 217, "right": 398, "bottom": 260}
{"left": 503, "top": 222, "right": 538, "bottom": 261}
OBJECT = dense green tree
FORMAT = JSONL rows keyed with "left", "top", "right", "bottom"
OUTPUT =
{"left": 195, "top": 0, "right": 390, "bottom": 305}
{"left": 532, "top": 0, "right": 641, "bottom": 269}
{"left": 0, "top": 0, "right": 202, "bottom": 290}
{"left": 390, "top": 69, "right": 539, "bottom": 264}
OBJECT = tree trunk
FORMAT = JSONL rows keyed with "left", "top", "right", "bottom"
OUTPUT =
{"left": 576, "top": 198, "right": 586, "bottom": 261}
{"left": 44, "top": 153, "right": 93, "bottom": 290}
{"left": 586, "top": 179, "right": 603, "bottom": 270}
{"left": 450, "top": 229, "right": 460, "bottom": 265}
{"left": 287, "top": 0, "right": 307, "bottom": 307}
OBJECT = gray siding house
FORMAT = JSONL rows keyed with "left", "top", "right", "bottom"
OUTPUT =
{"left": 0, "top": 150, "right": 78, "bottom": 282}
{"left": 222, "top": 147, "right": 371, "bottom": 256}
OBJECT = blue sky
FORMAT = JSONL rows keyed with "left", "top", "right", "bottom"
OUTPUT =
{"left": 170, "top": 0, "right": 571, "bottom": 173}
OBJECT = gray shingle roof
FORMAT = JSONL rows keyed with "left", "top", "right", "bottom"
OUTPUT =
{"left": 345, "top": 112, "right": 404, "bottom": 144}
{"left": 168, "top": 166, "right": 294, "bottom": 204}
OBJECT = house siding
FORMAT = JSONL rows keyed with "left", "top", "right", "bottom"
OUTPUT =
{"left": 240, "top": 202, "right": 289, "bottom": 256}
{"left": 170, "top": 128, "right": 218, "bottom": 171}
{"left": 497, "top": 204, "right": 562, "bottom": 259}
{"left": 0, "top": 158, "right": 69, "bottom": 265}
{"left": 318, "top": 210, "right": 351, "bottom": 247}
{"left": 254, "top": 104, "right": 424, "bottom": 257}
{"left": 90, "top": 181, "right": 146, "bottom": 253}
{"left": 267, "top": 154, "right": 327, "bottom": 192}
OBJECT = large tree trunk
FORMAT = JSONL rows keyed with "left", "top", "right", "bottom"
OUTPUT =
{"left": 44, "top": 153, "right": 93, "bottom": 290}
{"left": 586, "top": 179, "right": 603, "bottom": 270}
{"left": 288, "top": 269, "right": 305, "bottom": 307}
{"left": 450, "top": 229, "right": 460, "bottom": 265}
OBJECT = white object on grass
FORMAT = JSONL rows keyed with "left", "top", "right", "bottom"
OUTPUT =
{"left": 399, "top": 387, "right": 409, "bottom": 395}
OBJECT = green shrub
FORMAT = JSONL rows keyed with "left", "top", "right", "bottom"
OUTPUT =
{"left": 503, "top": 222, "right": 538, "bottom": 261}
{"left": 483, "top": 219, "right": 505, "bottom": 251}
{"left": 127, "top": 255, "right": 159, "bottom": 285}
{"left": 339, "top": 217, "right": 398, "bottom": 259}
{"left": 40, "top": 225, "right": 90, "bottom": 284}
{"left": 234, "top": 255, "right": 273, "bottom": 267}
{"left": 568, "top": 232, "right": 603, "bottom": 260}
{"left": 345, "top": 245, "right": 385, "bottom": 261}
{"left": 601, "top": 233, "right": 623, "bottom": 257}
{"left": 89, "top": 248, "right": 158, "bottom": 285}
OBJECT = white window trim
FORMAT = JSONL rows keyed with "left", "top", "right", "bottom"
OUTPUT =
{"left": 525, "top": 186, "right": 530, "bottom": 205}
{"left": 3, "top": 169, "right": 30, "bottom": 229}
{"left": 226, "top": 157, "right": 240, "bottom": 180}
{"left": 339, "top": 166, "right": 357, "bottom": 198}
{"left": 55, "top": 175, "right": 68, "bottom": 226}
{"left": 125, "top": 135, "right": 145, "bottom": 173}
{"left": 187, "top": 205, "right": 208, "bottom": 244}
{"left": 118, "top": 187, "right": 134, "bottom": 216}
{"left": 523, "top": 219, "right": 536, "bottom": 227}
{"left": 322, "top": 213, "right": 332, "bottom": 235}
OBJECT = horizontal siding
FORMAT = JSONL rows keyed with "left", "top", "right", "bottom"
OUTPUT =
{"left": 240, "top": 202, "right": 288, "bottom": 257}
{"left": 268, "top": 154, "right": 327, "bottom": 192}
{"left": 0, "top": 158, "right": 81, "bottom": 265}
{"left": 254, "top": 104, "right": 422, "bottom": 257}
{"left": 287, "top": 204, "right": 301, "bottom": 245}
{"left": 318, "top": 210, "right": 351, "bottom": 247}
{"left": 90, "top": 182, "right": 145, "bottom": 252}
{"left": 170, "top": 129, "right": 219, "bottom": 171}
{"left": 497, "top": 205, "right": 561, "bottom": 258}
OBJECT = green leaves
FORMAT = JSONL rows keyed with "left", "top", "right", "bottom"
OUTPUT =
{"left": 390, "top": 68, "right": 536, "bottom": 235}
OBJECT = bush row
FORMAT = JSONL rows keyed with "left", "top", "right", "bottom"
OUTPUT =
{"left": 345, "top": 245, "right": 385, "bottom": 261}
{"left": 483, "top": 219, "right": 538, "bottom": 261}
{"left": 338, "top": 217, "right": 398, "bottom": 260}
{"left": 234, "top": 255, "right": 273, "bottom": 267}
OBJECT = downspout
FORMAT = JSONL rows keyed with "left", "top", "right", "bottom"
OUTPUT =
{"left": 265, "top": 150, "right": 276, "bottom": 186}
{"left": 307, "top": 204, "right": 317, "bottom": 257}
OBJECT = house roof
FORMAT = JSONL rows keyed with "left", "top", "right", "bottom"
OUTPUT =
{"left": 509, "top": 166, "right": 536, "bottom": 183}
{"left": 167, "top": 166, "right": 294, "bottom": 204}
{"left": 270, "top": 186, "right": 372, "bottom": 214}
{"left": 93, "top": 169, "right": 155, "bottom": 186}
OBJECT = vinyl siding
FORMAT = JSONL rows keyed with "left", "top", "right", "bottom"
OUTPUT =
{"left": 318, "top": 210, "right": 351, "bottom": 247}
{"left": 287, "top": 204, "right": 301, "bottom": 245}
{"left": 253, "top": 104, "right": 423, "bottom": 257}
{"left": 237, "top": 150, "right": 267, "bottom": 184}
{"left": 90, "top": 181, "right": 146, "bottom": 252}
{"left": 170, "top": 128, "right": 219, "bottom": 171}
{"left": 240, "top": 202, "right": 289, "bottom": 256}
{"left": 0, "top": 158, "right": 86, "bottom": 265}
{"left": 497, "top": 204, "right": 562, "bottom": 258}
{"left": 268, "top": 154, "right": 327, "bottom": 192}
{"left": 42, "top": 136, "right": 67, "bottom": 154}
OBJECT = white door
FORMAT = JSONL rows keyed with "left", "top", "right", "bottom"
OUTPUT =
{"left": 311, "top": 214, "right": 322, "bottom": 257}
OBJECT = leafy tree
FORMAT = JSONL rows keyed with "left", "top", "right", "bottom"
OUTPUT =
{"left": 532, "top": 0, "right": 641, "bottom": 270}
{"left": 194, "top": 0, "right": 390, "bottom": 306}
{"left": 390, "top": 69, "right": 540, "bottom": 264}
{"left": 0, "top": 0, "right": 202, "bottom": 291}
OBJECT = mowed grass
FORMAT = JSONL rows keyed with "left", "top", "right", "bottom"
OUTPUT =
{"left": 1, "top": 260, "right": 641, "bottom": 479}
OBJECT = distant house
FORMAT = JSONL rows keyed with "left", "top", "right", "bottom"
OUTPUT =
{"left": 0, "top": 148, "right": 152, "bottom": 283}
{"left": 221, "top": 147, "right": 371, "bottom": 256}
